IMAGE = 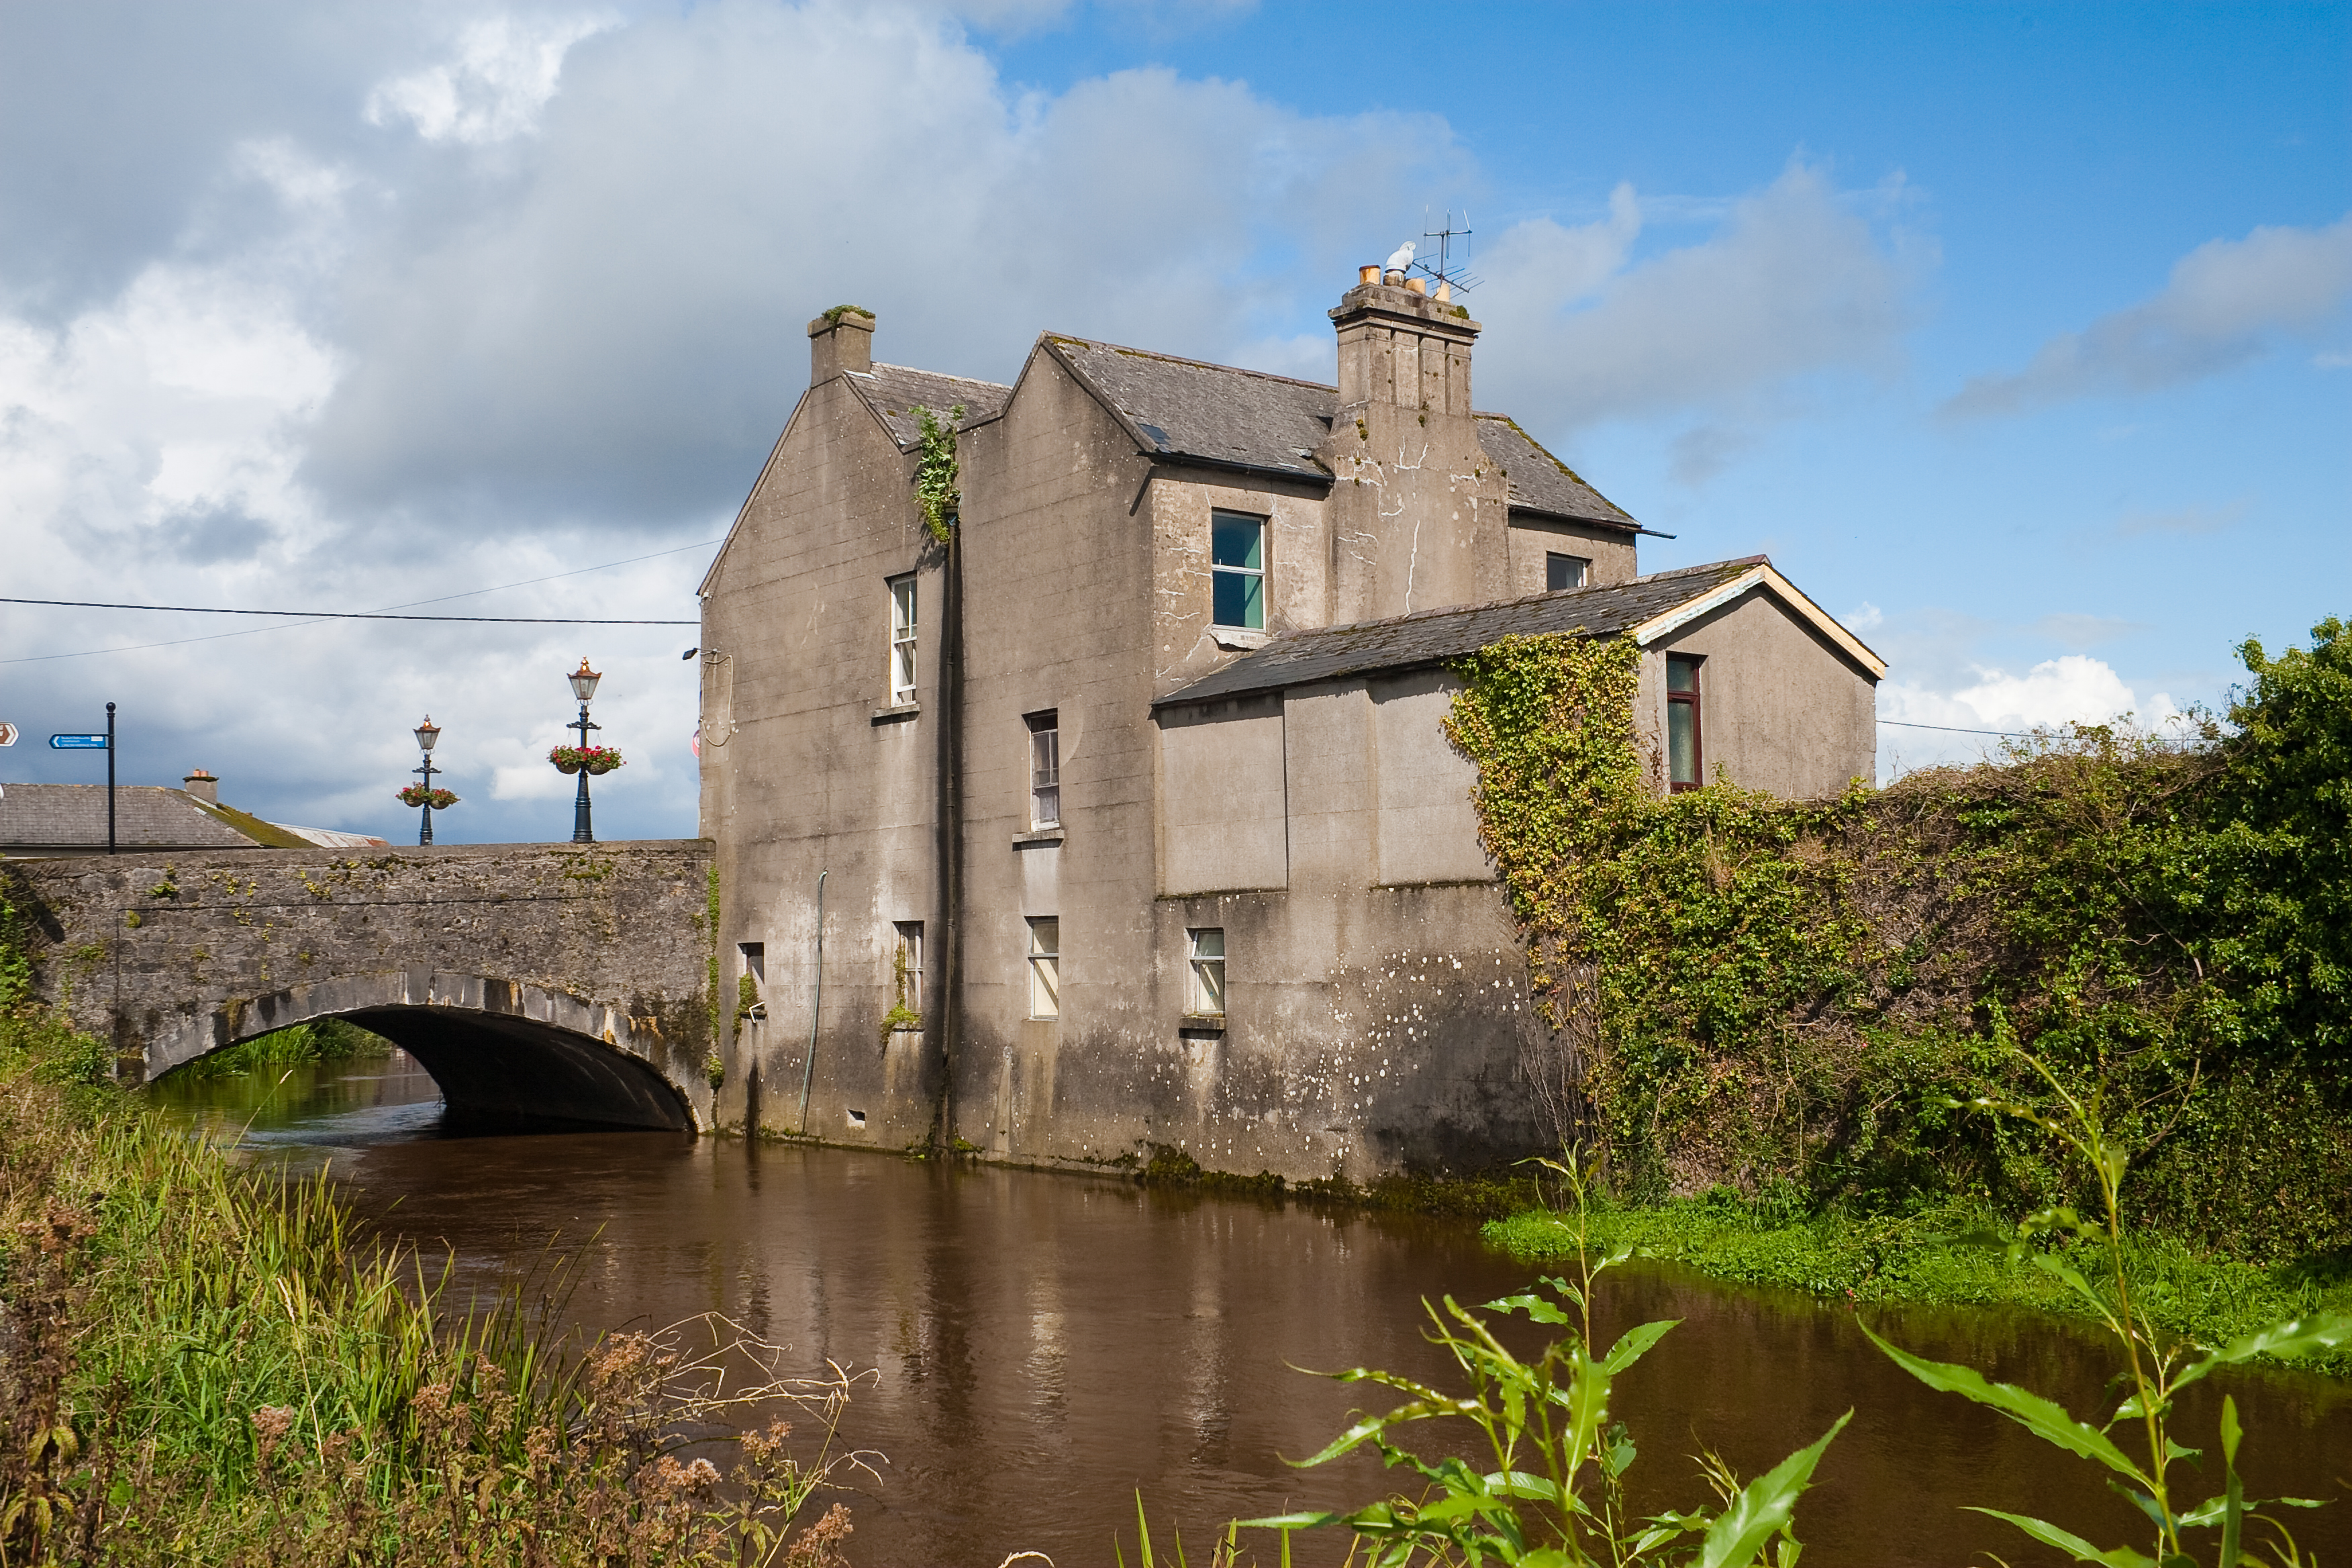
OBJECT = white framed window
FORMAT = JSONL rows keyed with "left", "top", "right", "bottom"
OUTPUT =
{"left": 892, "top": 920, "right": 924, "bottom": 1020}
{"left": 1187, "top": 928, "right": 1225, "bottom": 1017}
{"left": 1546, "top": 552, "right": 1589, "bottom": 591}
{"left": 1027, "top": 711, "right": 1061, "bottom": 828}
{"left": 1211, "top": 511, "right": 1265, "bottom": 629}
{"left": 1027, "top": 917, "right": 1060, "bottom": 1020}
{"left": 889, "top": 575, "right": 918, "bottom": 705}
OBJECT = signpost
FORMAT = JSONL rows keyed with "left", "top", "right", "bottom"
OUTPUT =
{"left": 0, "top": 722, "right": 18, "bottom": 747}
{"left": 48, "top": 703, "right": 117, "bottom": 852}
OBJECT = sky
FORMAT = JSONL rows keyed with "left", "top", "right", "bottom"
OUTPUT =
{"left": 1, "top": 0, "right": 2345, "bottom": 842}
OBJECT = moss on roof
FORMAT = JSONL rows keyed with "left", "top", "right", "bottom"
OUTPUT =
{"left": 191, "top": 800, "right": 314, "bottom": 849}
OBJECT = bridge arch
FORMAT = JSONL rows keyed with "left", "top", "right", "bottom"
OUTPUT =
{"left": 150, "top": 970, "right": 698, "bottom": 1132}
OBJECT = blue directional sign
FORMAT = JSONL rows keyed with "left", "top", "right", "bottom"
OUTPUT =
{"left": 50, "top": 734, "right": 109, "bottom": 750}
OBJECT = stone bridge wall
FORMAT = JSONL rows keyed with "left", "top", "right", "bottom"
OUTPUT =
{"left": 2, "top": 840, "right": 716, "bottom": 1129}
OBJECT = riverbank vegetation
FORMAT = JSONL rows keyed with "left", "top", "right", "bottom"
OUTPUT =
{"left": 164, "top": 1016, "right": 393, "bottom": 1080}
{"left": 0, "top": 912, "right": 869, "bottom": 1565}
{"left": 1446, "top": 619, "right": 2351, "bottom": 1298}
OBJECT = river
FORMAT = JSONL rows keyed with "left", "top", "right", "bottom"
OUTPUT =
{"left": 152, "top": 1050, "right": 2350, "bottom": 1567}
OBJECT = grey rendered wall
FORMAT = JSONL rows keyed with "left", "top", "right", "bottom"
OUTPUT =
{"left": 1506, "top": 516, "right": 1640, "bottom": 593}
{"left": 698, "top": 346, "right": 945, "bottom": 1150}
{"left": 1157, "top": 693, "right": 1286, "bottom": 895}
{"left": 1635, "top": 587, "right": 1879, "bottom": 799}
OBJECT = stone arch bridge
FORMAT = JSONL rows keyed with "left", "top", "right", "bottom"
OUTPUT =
{"left": 3, "top": 841, "right": 716, "bottom": 1130}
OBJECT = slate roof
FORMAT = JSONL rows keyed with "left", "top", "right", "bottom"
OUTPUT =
{"left": 846, "top": 364, "right": 1014, "bottom": 450}
{"left": 0, "top": 785, "right": 271, "bottom": 852}
{"left": 1043, "top": 336, "right": 1643, "bottom": 531}
{"left": 1156, "top": 558, "right": 1769, "bottom": 707}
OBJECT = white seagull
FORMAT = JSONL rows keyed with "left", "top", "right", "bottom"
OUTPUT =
{"left": 1384, "top": 240, "right": 1416, "bottom": 274}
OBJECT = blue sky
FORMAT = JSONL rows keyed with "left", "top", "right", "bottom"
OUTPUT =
{"left": 1, "top": 0, "right": 2345, "bottom": 840}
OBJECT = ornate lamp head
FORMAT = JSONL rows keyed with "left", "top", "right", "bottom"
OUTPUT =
{"left": 414, "top": 716, "right": 442, "bottom": 752}
{"left": 569, "top": 658, "right": 603, "bottom": 703}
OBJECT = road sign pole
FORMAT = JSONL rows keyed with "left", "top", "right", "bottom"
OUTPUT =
{"left": 106, "top": 702, "right": 117, "bottom": 856}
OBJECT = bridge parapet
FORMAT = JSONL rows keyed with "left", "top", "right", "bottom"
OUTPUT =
{"left": 2, "top": 840, "right": 718, "bottom": 1130}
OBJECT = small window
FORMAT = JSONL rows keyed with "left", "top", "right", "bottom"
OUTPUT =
{"left": 1211, "top": 512, "right": 1265, "bottom": 630}
{"left": 1027, "top": 711, "right": 1061, "bottom": 828}
{"left": 1187, "top": 928, "right": 1225, "bottom": 1017}
{"left": 1027, "top": 918, "right": 1060, "bottom": 1020}
{"left": 892, "top": 921, "right": 924, "bottom": 1022}
{"left": 1667, "top": 655, "right": 1702, "bottom": 792}
{"left": 889, "top": 575, "right": 918, "bottom": 705}
{"left": 1546, "top": 553, "right": 1589, "bottom": 592}
{"left": 738, "top": 942, "right": 767, "bottom": 1019}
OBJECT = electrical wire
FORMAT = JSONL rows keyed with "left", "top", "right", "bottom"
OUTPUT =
{"left": 1879, "top": 718, "right": 2032, "bottom": 737}
{"left": 0, "top": 539, "right": 716, "bottom": 665}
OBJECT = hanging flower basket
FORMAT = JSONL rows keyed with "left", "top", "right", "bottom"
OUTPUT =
{"left": 397, "top": 785, "right": 459, "bottom": 810}
{"left": 550, "top": 744, "right": 624, "bottom": 776}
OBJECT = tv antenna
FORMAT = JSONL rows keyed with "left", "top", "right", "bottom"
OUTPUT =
{"left": 1412, "top": 208, "right": 1480, "bottom": 294}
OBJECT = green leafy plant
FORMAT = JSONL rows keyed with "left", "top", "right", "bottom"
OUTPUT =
{"left": 910, "top": 403, "right": 965, "bottom": 544}
{"left": 548, "top": 744, "right": 624, "bottom": 775}
{"left": 395, "top": 785, "right": 459, "bottom": 810}
{"left": 1245, "top": 1152, "right": 1849, "bottom": 1567}
{"left": 1866, "top": 1049, "right": 2349, "bottom": 1567}
{"left": 879, "top": 940, "right": 920, "bottom": 1040}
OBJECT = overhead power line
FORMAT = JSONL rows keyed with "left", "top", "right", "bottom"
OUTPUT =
{"left": 1879, "top": 718, "right": 2032, "bottom": 738}
{"left": 0, "top": 538, "right": 718, "bottom": 665}
{"left": 1, "top": 598, "right": 694, "bottom": 624}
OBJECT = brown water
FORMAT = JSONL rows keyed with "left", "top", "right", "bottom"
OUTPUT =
{"left": 153, "top": 1052, "right": 2352, "bottom": 1567}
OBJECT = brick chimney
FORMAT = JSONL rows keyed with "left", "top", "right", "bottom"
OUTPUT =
{"left": 808, "top": 305, "right": 875, "bottom": 385}
{"left": 182, "top": 769, "right": 218, "bottom": 805}
{"left": 1316, "top": 273, "right": 1510, "bottom": 620}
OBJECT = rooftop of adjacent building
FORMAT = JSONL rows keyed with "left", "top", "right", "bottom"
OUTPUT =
{"left": 0, "top": 772, "right": 387, "bottom": 856}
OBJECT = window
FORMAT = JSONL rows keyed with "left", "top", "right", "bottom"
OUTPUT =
{"left": 738, "top": 942, "right": 767, "bottom": 1019}
{"left": 1667, "top": 655, "right": 1703, "bottom": 792}
{"left": 1211, "top": 512, "right": 1265, "bottom": 629}
{"left": 1027, "top": 918, "right": 1060, "bottom": 1020}
{"left": 892, "top": 921, "right": 924, "bottom": 1021}
{"left": 1027, "top": 711, "right": 1060, "bottom": 828}
{"left": 1187, "top": 928, "right": 1225, "bottom": 1017}
{"left": 1546, "top": 552, "right": 1589, "bottom": 591}
{"left": 889, "top": 575, "right": 918, "bottom": 705}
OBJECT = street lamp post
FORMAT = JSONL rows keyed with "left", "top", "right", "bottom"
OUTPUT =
{"left": 568, "top": 659, "right": 601, "bottom": 844}
{"left": 412, "top": 717, "right": 442, "bottom": 846}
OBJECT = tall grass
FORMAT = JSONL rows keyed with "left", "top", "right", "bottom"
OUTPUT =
{"left": 166, "top": 1017, "right": 393, "bottom": 1081}
{"left": 0, "top": 1008, "right": 871, "bottom": 1565}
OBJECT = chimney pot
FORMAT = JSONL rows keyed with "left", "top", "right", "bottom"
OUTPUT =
{"left": 807, "top": 306, "right": 876, "bottom": 385}
{"left": 183, "top": 769, "right": 219, "bottom": 805}
{"left": 1358, "top": 264, "right": 1380, "bottom": 285}
{"left": 1383, "top": 268, "right": 1406, "bottom": 286}
{"left": 1405, "top": 277, "right": 1427, "bottom": 295}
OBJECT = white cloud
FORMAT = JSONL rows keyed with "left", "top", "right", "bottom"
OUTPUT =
{"left": 364, "top": 12, "right": 615, "bottom": 146}
{"left": 2115, "top": 498, "right": 2248, "bottom": 537}
{"left": 1944, "top": 213, "right": 2352, "bottom": 415}
{"left": 1881, "top": 654, "right": 2177, "bottom": 736}
{"left": 1474, "top": 162, "right": 1926, "bottom": 443}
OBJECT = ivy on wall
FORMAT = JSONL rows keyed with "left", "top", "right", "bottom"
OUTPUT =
{"left": 1444, "top": 621, "right": 2352, "bottom": 1261}
{"left": 910, "top": 403, "right": 966, "bottom": 545}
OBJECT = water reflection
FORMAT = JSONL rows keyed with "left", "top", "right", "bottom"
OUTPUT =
{"left": 150, "top": 1053, "right": 2351, "bottom": 1567}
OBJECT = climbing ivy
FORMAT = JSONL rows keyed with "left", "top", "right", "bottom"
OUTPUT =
{"left": 910, "top": 403, "right": 965, "bottom": 544}
{"left": 1444, "top": 622, "right": 2352, "bottom": 1261}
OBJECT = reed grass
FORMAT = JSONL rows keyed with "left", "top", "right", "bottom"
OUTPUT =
{"left": 0, "top": 1006, "right": 869, "bottom": 1566}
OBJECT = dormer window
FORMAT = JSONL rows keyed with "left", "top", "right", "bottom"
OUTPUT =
{"left": 1547, "top": 553, "right": 1589, "bottom": 591}
{"left": 1212, "top": 512, "right": 1265, "bottom": 630}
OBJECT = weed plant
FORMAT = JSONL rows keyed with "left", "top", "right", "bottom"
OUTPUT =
{"left": 166, "top": 1018, "right": 393, "bottom": 1081}
{"left": 1866, "top": 1050, "right": 2351, "bottom": 1565}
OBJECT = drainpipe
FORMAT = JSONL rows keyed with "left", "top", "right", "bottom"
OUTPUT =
{"left": 797, "top": 869, "right": 825, "bottom": 1134}
{"left": 933, "top": 519, "right": 965, "bottom": 1155}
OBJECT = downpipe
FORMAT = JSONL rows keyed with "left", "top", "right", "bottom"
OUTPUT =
{"left": 797, "top": 869, "right": 825, "bottom": 1134}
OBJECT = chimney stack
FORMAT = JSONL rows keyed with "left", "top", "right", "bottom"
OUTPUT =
{"left": 183, "top": 769, "right": 218, "bottom": 805}
{"left": 1314, "top": 269, "right": 1510, "bottom": 620}
{"left": 808, "top": 305, "right": 875, "bottom": 385}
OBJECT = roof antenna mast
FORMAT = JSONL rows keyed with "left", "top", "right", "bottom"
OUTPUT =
{"left": 1412, "top": 209, "right": 1480, "bottom": 297}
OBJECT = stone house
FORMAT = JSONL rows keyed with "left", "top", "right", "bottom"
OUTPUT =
{"left": 695, "top": 274, "right": 1883, "bottom": 1181}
